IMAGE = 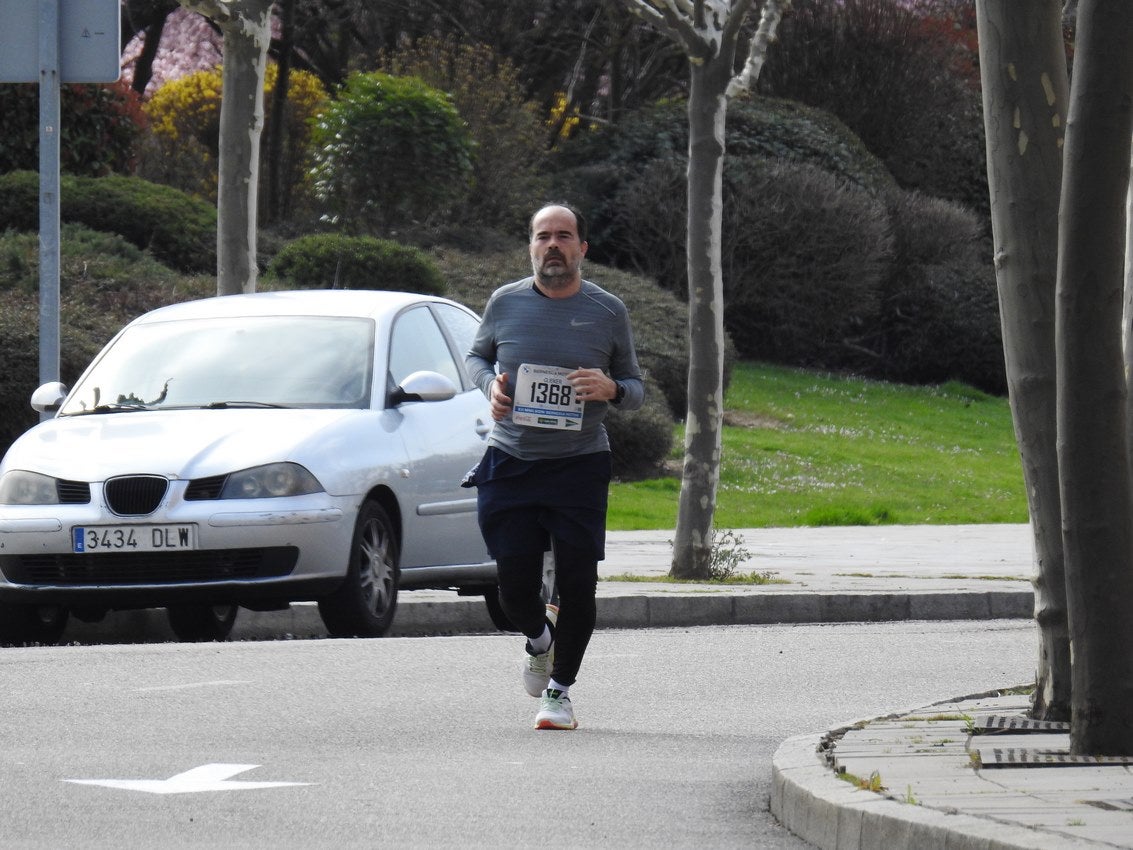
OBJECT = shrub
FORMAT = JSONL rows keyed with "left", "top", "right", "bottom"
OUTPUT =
{"left": 140, "top": 64, "right": 328, "bottom": 213}
{"left": 0, "top": 171, "right": 216, "bottom": 272}
{"left": 550, "top": 95, "right": 896, "bottom": 270}
{"left": 862, "top": 191, "right": 1005, "bottom": 393}
{"left": 0, "top": 80, "right": 146, "bottom": 176}
{"left": 309, "top": 72, "right": 475, "bottom": 233}
{"left": 758, "top": 0, "right": 988, "bottom": 214}
{"left": 605, "top": 381, "right": 676, "bottom": 479}
{"left": 721, "top": 158, "right": 893, "bottom": 367}
{"left": 605, "top": 155, "right": 893, "bottom": 369}
{"left": 266, "top": 233, "right": 446, "bottom": 295}
{"left": 0, "top": 225, "right": 215, "bottom": 458}
{"left": 0, "top": 222, "right": 208, "bottom": 309}
{"left": 383, "top": 36, "right": 550, "bottom": 238}
{"left": 0, "top": 295, "right": 46, "bottom": 456}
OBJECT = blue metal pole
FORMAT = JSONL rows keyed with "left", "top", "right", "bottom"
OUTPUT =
{"left": 38, "top": 0, "right": 61, "bottom": 409}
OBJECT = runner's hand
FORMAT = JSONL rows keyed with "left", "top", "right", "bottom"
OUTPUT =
{"left": 568, "top": 368, "right": 617, "bottom": 402}
{"left": 490, "top": 372, "right": 513, "bottom": 421}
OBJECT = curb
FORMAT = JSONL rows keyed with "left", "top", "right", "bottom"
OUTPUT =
{"left": 60, "top": 588, "right": 1034, "bottom": 644}
{"left": 769, "top": 732, "right": 1099, "bottom": 850}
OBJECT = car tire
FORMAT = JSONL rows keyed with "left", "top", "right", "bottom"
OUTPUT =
{"left": 318, "top": 500, "right": 399, "bottom": 637}
{"left": 482, "top": 549, "right": 558, "bottom": 632}
{"left": 483, "top": 590, "right": 516, "bottom": 632}
{"left": 0, "top": 602, "right": 69, "bottom": 647}
{"left": 166, "top": 604, "right": 239, "bottom": 642}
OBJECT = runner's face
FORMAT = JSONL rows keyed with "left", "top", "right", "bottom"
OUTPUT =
{"left": 530, "top": 207, "right": 587, "bottom": 289}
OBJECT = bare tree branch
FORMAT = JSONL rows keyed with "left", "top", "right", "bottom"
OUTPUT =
{"left": 180, "top": 0, "right": 234, "bottom": 23}
{"left": 727, "top": 0, "right": 786, "bottom": 97}
{"left": 626, "top": 0, "right": 709, "bottom": 56}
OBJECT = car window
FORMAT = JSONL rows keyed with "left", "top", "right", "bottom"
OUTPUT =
{"left": 388, "top": 306, "right": 462, "bottom": 389}
{"left": 432, "top": 303, "right": 479, "bottom": 361}
{"left": 60, "top": 316, "right": 375, "bottom": 414}
{"left": 431, "top": 303, "right": 481, "bottom": 390}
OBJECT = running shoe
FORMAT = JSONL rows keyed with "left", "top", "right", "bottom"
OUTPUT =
{"left": 522, "top": 603, "right": 559, "bottom": 697}
{"left": 535, "top": 688, "right": 578, "bottom": 730}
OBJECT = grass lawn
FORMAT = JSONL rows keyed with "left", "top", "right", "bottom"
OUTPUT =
{"left": 608, "top": 362, "right": 1028, "bottom": 530}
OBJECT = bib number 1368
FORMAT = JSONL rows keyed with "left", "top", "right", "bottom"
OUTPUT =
{"left": 512, "top": 363, "right": 584, "bottom": 430}
{"left": 528, "top": 381, "right": 573, "bottom": 407}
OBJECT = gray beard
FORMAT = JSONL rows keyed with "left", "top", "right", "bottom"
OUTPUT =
{"left": 533, "top": 260, "right": 579, "bottom": 290}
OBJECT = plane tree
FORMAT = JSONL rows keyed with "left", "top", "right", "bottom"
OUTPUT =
{"left": 179, "top": 0, "right": 273, "bottom": 295}
{"left": 976, "top": 0, "right": 1133, "bottom": 753}
{"left": 618, "top": 0, "right": 787, "bottom": 578}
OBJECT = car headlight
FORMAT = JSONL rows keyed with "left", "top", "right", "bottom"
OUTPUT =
{"left": 0, "top": 470, "right": 60, "bottom": 505}
{"left": 219, "top": 463, "right": 324, "bottom": 499}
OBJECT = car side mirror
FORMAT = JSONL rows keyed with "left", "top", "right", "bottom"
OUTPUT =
{"left": 389, "top": 370, "right": 457, "bottom": 406}
{"left": 31, "top": 381, "right": 69, "bottom": 413}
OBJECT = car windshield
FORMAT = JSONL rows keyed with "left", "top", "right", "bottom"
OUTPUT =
{"left": 60, "top": 315, "right": 375, "bottom": 415}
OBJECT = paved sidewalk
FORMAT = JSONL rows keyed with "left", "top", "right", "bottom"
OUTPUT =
{"left": 772, "top": 691, "right": 1133, "bottom": 849}
{"left": 69, "top": 522, "right": 1133, "bottom": 849}
{"left": 65, "top": 523, "right": 1036, "bottom": 642}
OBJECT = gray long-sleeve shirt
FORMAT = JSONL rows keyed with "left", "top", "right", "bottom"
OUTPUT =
{"left": 466, "top": 276, "right": 645, "bottom": 460}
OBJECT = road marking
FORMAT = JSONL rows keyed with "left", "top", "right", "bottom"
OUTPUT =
{"left": 134, "top": 680, "right": 250, "bottom": 692}
{"left": 63, "top": 763, "right": 311, "bottom": 794}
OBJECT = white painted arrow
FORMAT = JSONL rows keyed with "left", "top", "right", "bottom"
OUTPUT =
{"left": 64, "top": 763, "right": 311, "bottom": 794}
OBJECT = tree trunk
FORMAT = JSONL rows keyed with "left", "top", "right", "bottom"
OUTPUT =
{"left": 1126, "top": 150, "right": 1133, "bottom": 460}
{"left": 215, "top": 2, "right": 271, "bottom": 295}
{"left": 183, "top": 0, "right": 273, "bottom": 295}
{"left": 264, "top": 0, "right": 296, "bottom": 224}
{"left": 1056, "top": 0, "right": 1133, "bottom": 755}
{"left": 974, "top": 0, "right": 1070, "bottom": 720}
{"left": 123, "top": 1, "right": 178, "bottom": 94}
{"left": 670, "top": 55, "right": 732, "bottom": 579}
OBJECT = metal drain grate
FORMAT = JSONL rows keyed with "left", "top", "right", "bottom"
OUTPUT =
{"left": 978, "top": 747, "right": 1133, "bottom": 767}
{"left": 974, "top": 715, "right": 1070, "bottom": 733}
{"left": 1083, "top": 799, "right": 1133, "bottom": 812}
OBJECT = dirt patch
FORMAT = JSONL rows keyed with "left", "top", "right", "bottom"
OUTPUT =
{"left": 723, "top": 410, "right": 783, "bottom": 429}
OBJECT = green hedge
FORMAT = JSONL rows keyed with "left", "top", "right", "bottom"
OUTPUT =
{"left": 266, "top": 233, "right": 446, "bottom": 295}
{"left": 0, "top": 171, "right": 216, "bottom": 272}
{"left": 550, "top": 94, "right": 896, "bottom": 272}
{"left": 0, "top": 225, "right": 216, "bottom": 457}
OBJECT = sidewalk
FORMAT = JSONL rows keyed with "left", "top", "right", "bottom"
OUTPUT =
{"left": 772, "top": 690, "right": 1133, "bottom": 849}
{"left": 68, "top": 523, "right": 1133, "bottom": 848}
{"left": 65, "top": 523, "right": 1036, "bottom": 642}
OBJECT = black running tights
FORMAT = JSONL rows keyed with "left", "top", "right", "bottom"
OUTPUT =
{"left": 496, "top": 538, "right": 598, "bottom": 688}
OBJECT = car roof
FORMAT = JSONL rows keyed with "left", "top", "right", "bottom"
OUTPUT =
{"left": 126, "top": 289, "right": 465, "bottom": 326}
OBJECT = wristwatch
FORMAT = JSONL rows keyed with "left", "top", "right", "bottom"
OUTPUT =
{"left": 613, "top": 381, "right": 626, "bottom": 405}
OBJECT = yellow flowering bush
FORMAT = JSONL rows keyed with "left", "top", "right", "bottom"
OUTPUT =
{"left": 547, "top": 91, "right": 583, "bottom": 140}
{"left": 140, "top": 64, "right": 327, "bottom": 212}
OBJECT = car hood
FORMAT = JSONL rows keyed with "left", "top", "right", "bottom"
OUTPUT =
{"left": 1, "top": 408, "right": 373, "bottom": 483}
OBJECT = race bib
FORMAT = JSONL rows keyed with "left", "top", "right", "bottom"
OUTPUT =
{"left": 512, "top": 363, "right": 584, "bottom": 430}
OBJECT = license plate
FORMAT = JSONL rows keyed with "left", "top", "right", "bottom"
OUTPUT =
{"left": 72, "top": 525, "right": 197, "bottom": 553}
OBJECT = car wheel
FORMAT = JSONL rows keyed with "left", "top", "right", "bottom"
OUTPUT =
{"left": 482, "top": 548, "right": 558, "bottom": 632}
{"left": 166, "top": 604, "right": 239, "bottom": 642}
{"left": 483, "top": 590, "right": 515, "bottom": 632}
{"left": 0, "top": 602, "right": 69, "bottom": 647}
{"left": 318, "top": 500, "right": 399, "bottom": 637}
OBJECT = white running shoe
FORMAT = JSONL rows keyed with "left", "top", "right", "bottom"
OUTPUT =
{"left": 522, "top": 603, "right": 559, "bottom": 697}
{"left": 535, "top": 688, "right": 578, "bottom": 730}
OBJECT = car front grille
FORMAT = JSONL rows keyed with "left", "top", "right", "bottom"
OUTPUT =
{"left": 57, "top": 479, "right": 92, "bottom": 504}
{"left": 184, "top": 475, "right": 227, "bottom": 501}
{"left": 105, "top": 475, "right": 168, "bottom": 516}
{"left": 1, "top": 547, "right": 298, "bottom": 586}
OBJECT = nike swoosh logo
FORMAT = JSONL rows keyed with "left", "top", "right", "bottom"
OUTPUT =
{"left": 570, "top": 319, "right": 594, "bottom": 327}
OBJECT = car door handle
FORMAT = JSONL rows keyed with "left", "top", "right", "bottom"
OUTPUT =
{"left": 475, "top": 419, "right": 492, "bottom": 436}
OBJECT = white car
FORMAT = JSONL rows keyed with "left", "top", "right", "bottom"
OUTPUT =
{"left": 0, "top": 290, "right": 504, "bottom": 645}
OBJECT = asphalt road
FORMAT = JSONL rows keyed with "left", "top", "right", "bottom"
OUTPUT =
{"left": 0, "top": 620, "right": 1035, "bottom": 848}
